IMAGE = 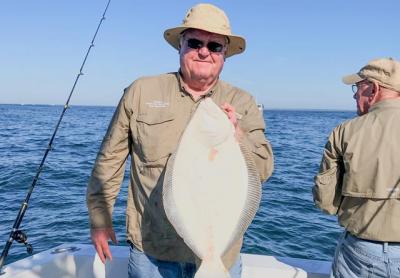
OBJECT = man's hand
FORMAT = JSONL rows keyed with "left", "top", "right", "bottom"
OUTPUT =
{"left": 221, "top": 103, "right": 243, "bottom": 140}
{"left": 90, "top": 228, "right": 118, "bottom": 264}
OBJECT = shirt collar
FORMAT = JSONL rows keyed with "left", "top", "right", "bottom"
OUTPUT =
{"left": 369, "top": 99, "right": 400, "bottom": 113}
{"left": 175, "top": 71, "right": 219, "bottom": 99}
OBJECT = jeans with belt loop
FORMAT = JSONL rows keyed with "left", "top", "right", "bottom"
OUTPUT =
{"left": 127, "top": 242, "right": 242, "bottom": 278}
{"left": 330, "top": 231, "right": 400, "bottom": 278}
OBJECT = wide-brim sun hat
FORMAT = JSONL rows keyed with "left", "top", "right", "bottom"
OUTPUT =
{"left": 342, "top": 57, "right": 400, "bottom": 92}
{"left": 164, "top": 3, "right": 246, "bottom": 58}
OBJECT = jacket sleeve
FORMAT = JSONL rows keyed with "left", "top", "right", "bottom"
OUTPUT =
{"left": 86, "top": 87, "right": 134, "bottom": 229}
{"left": 237, "top": 97, "right": 274, "bottom": 183}
{"left": 313, "top": 126, "right": 344, "bottom": 215}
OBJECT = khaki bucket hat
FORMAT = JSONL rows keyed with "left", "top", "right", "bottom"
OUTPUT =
{"left": 164, "top": 3, "right": 246, "bottom": 58}
{"left": 342, "top": 57, "right": 400, "bottom": 92}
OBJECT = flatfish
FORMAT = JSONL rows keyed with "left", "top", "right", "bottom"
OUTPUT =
{"left": 163, "top": 98, "right": 261, "bottom": 277}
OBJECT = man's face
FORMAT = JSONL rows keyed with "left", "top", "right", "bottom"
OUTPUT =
{"left": 179, "top": 29, "right": 226, "bottom": 86}
{"left": 353, "top": 80, "right": 374, "bottom": 115}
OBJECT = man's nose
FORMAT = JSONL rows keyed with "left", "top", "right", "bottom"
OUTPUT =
{"left": 198, "top": 45, "right": 210, "bottom": 56}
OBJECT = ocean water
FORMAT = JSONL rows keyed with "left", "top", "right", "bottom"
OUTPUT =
{"left": 0, "top": 104, "right": 355, "bottom": 265}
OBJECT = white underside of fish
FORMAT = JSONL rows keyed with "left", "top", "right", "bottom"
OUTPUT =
{"left": 163, "top": 98, "right": 261, "bottom": 277}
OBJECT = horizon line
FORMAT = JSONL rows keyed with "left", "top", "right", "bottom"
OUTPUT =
{"left": 0, "top": 102, "right": 355, "bottom": 112}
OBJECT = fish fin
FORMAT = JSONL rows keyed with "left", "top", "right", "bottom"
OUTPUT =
{"left": 194, "top": 258, "right": 230, "bottom": 278}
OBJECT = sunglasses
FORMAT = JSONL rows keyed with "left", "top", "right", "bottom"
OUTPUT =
{"left": 186, "top": 38, "right": 225, "bottom": 53}
{"left": 352, "top": 80, "right": 371, "bottom": 93}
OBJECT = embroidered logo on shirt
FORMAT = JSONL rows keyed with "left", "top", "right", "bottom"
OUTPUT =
{"left": 146, "top": 100, "right": 169, "bottom": 108}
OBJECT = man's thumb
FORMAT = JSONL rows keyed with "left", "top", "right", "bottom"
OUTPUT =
{"left": 109, "top": 230, "right": 118, "bottom": 245}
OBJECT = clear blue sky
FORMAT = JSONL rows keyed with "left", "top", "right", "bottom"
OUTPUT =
{"left": 1, "top": 0, "right": 399, "bottom": 110}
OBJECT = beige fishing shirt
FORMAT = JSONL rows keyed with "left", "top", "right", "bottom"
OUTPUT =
{"left": 313, "top": 99, "right": 400, "bottom": 242}
{"left": 87, "top": 72, "right": 274, "bottom": 267}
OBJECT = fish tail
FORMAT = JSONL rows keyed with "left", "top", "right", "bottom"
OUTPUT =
{"left": 194, "top": 258, "right": 230, "bottom": 278}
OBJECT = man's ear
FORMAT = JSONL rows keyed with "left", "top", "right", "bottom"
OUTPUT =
{"left": 369, "top": 81, "right": 380, "bottom": 103}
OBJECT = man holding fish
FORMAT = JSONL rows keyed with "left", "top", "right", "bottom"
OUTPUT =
{"left": 87, "top": 3, "right": 274, "bottom": 277}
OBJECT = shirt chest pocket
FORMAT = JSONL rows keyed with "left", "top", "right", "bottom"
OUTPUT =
{"left": 135, "top": 112, "right": 178, "bottom": 162}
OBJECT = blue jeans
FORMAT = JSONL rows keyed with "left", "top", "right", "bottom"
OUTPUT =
{"left": 128, "top": 243, "right": 242, "bottom": 278}
{"left": 331, "top": 231, "right": 400, "bottom": 278}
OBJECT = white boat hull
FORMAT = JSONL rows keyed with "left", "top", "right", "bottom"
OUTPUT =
{"left": 2, "top": 244, "right": 331, "bottom": 278}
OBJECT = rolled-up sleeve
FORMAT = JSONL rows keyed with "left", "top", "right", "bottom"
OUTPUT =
{"left": 86, "top": 87, "right": 134, "bottom": 229}
{"left": 313, "top": 126, "right": 344, "bottom": 215}
{"left": 237, "top": 96, "right": 274, "bottom": 183}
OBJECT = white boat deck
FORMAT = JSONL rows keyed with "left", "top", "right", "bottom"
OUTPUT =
{"left": 1, "top": 244, "right": 331, "bottom": 277}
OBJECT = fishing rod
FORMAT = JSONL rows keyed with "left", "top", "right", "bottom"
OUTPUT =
{"left": 0, "top": 0, "right": 111, "bottom": 273}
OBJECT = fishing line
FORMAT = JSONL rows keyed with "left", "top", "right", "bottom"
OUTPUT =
{"left": 0, "top": 0, "right": 112, "bottom": 273}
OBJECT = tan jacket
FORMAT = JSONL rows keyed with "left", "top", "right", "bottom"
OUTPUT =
{"left": 313, "top": 99, "right": 400, "bottom": 241}
{"left": 87, "top": 72, "right": 274, "bottom": 267}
